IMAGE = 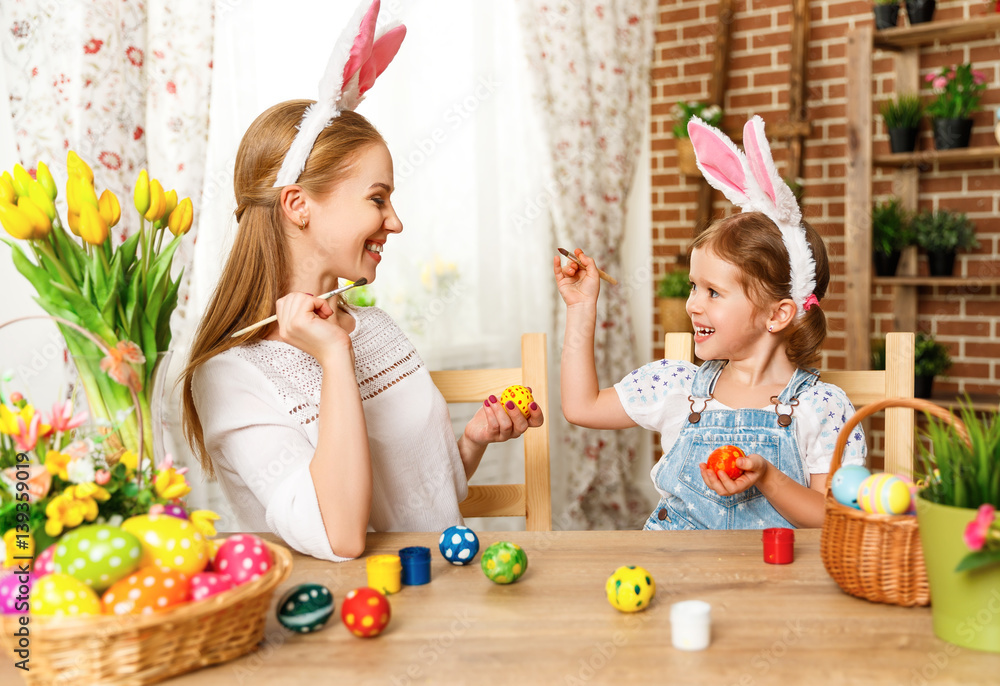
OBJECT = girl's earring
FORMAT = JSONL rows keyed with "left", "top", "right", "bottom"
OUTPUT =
{"left": 768, "top": 325, "right": 774, "bottom": 333}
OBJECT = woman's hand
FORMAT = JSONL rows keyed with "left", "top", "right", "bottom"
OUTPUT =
{"left": 553, "top": 249, "right": 601, "bottom": 308}
{"left": 274, "top": 292, "right": 352, "bottom": 366}
{"left": 463, "top": 395, "right": 544, "bottom": 448}
{"left": 699, "top": 454, "right": 770, "bottom": 496}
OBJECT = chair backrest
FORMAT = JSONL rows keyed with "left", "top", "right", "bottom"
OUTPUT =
{"left": 430, "top": 333, "right": 551, "bottom": 531}
{"left": 664, "top": 331, "right": 916, "bottom": 474}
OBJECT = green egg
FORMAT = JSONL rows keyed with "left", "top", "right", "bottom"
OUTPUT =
{"left": 480, "top": 541, "right": 528, "bottom": 584}
{"left": 52, "top": 524, "right": 142, "bottom": 592}
{"left": 276, "top": 583, "right": 335, "bottom": 633}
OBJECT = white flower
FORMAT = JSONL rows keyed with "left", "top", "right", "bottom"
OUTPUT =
{"left": 66, "top": 457, "right": 96, "bottom": 484}
{"left": 702, "top": 105, "right": 722, "bottom": 121}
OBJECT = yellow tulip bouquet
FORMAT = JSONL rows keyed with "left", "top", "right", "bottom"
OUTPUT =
{"left": 0, "top": 152, "right": 193, "bottom": 463}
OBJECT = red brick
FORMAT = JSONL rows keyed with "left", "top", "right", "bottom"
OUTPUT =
{"left": 936, "top": 320, "right": 991, "bottom": 337}
{"left": 965, "top": 342, "right": 1000, "bottom": 359}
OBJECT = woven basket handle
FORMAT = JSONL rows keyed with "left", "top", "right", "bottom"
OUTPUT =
{"left": 826, "top": 397, "right": 970, "bottom": 494}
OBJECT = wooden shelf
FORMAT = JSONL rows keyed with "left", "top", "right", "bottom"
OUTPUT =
{"left": 874, "top": 276, "right": 1000, "bottom": 288}
{"left": 874, "top": 146, "right": 1000, "bottom": 168}
{"left": 874, "top": 14, "right": 1000, "bottom": 50}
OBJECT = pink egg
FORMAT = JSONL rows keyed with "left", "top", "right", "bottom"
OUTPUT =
{"left": 34, "top": 546, "right": 56, "bottom": 575}
{"left": 894, "top": 474, "right": 919, "bottom": 514}
{"left": 213, "top": 534, "right": 273, "bottom": 585}
{"left": 0, "top": 571, "right": 34, "bottom": 615}
{"left": 163, "top": 504, "right": 188, "bottom": 519}
{"left": 190, "top": 572, "right": 235, "bottom": 601}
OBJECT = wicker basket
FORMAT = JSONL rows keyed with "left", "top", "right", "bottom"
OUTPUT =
{"left": 820, "top": 397, "right": 968, "bottom": 607}
{"left": 0, "top": 540, "right": 292, "bottom": 685}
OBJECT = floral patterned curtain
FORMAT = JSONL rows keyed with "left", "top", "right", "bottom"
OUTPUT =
{"left": 518, "top": 0, "right": 656, "bottom": 529}
{"left": 1, "top": 0, "right": 214, "bottom": 323}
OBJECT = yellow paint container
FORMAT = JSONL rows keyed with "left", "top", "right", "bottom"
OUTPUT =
{"left": 366, "top": 554, "right": 402, "bottom": 595}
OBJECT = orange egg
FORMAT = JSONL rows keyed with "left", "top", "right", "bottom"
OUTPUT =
{"left": 102, "top": 566, "right": 190, "bottom": 615}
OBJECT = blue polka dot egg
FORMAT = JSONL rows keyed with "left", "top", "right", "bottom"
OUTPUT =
{"left": 276, "top": 583, "right": 334, "bottom": 633}
{"left": 439, "top": 525, "right": 480, "bottom": 565}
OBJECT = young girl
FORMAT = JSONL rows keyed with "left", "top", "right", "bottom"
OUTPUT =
{"left": 555, "top": 116, "right": 864, "bottom": 530}
{"left": 180, "top": 2, "right": 542, "bottom": 562}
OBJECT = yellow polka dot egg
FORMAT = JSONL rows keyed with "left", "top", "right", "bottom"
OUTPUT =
{"left": 606, "top": 565, "right": 656, "bottom": 613}
{"left": 121, "top": 513, "right": 209, "bottom": 576}
{"left": 30, "top": 573, "right": 102, "bottom": 617}
{"left": 499, "top": 385, "right": 533, "bottom": 419}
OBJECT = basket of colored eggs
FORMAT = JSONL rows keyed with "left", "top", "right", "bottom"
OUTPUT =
{"left": 820, "top": 397, "right": 967, "bottom": 608}
{"left": 0, "top": 518, "right": 292, "bottom": 686}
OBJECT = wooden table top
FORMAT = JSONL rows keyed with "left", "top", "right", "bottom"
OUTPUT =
{"left": 5, "top": 529, "right": 998, "bottom": 685}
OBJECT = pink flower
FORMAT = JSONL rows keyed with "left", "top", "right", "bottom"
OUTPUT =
{"left": 9, "top": 392, "right": 23, "bottom": 404}
{"left": 148, "top": 504, "right": 165, "bottom": 516}
{"left": 13, "top": 414, "right": 42, "bottom": 452}
{"left": 924, "top": 72, "right": 935, "bottom": 83}
{"left": 964, "top": 504, "right": 996, "bottom": 552}
{"left": 973, "top": 70, "right": 988, "bottom": 85}
{"left": 47, "top": 400, "right": 88, "bottom": 433}
{"left": 932, "top": 76, "right": 948, "bottom": 90}
{"left": 100, "top": 341, "right": 145, "bottom": 392}
{"left": 156, "top": 453, "right": 188, "bottom": 476}
{"left": 95, "top": 469, "right": 110, "bottom": 485}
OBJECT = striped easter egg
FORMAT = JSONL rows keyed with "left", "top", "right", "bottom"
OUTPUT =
{"left": 857, "top": 473, "right": 912, "bottom": 515}
{"left": 277, "top": 583, "right": 334, "bottom": 633}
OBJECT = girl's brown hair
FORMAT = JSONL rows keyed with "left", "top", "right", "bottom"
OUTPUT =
{"left": 690, "top": 212, "right": 830, "bottom": 369}
{"left": 180, "top": 100, "right": 385, "bottom": 477}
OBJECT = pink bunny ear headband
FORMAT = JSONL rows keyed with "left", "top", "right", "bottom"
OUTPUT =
{"left": 274, "top": 0, "right": 406, "bottom": 187}
{"left": 687, "top": 115, "right": 819, "bottom": 319}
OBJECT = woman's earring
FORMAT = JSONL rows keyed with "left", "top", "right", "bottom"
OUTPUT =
{"left": 300, "top": 216, "right": 308, "bottom": 230}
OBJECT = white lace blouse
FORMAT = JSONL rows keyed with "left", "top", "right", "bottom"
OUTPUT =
{"left": 191, "top": 306, "right": 468, "bottom": 561}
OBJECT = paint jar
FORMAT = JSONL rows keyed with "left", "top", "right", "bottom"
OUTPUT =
{"left": 366, "top": 554, "right": 402, "bottom": 594}
{"left": 762, "top": 527, "right": 795, "bottom": 564}
{"left": 399, "top": 546, "right": 431, "bottom": 586}
{"left": 670, "top": 600, "right": 712, "bottom": 651}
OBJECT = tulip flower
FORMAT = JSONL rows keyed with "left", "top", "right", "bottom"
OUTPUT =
{"left": 66, "top": 209, "right": 81, "bottom": 236}
{"left": 964, "top": 504, "right": 996, "bottom": 552}
{"left": 48, "top": 399, "right": 88, "bottom": 433}
{"left": 134, "top": 169, "right": 150, "bottom": 215}
{"left": 11, "top": 164, "right": 32, "bottom": 198}
{"left": 78, "top": 202, "right": 109, "bottom": 246}
{"left": 145, "top": 178, "right": 167, "bottom": 222}
{"left": 0, "top": 172, "right": 14, "bottom": 203}
{"left": 0, "top": 200, "right": 34, "bottom": 240}
{"left": 66, "top": 150, "right": 94, "bottom": 183}
{"left": 17, "top": 196, "right": 51, "bottom": 239}
{"left": 28, "top": 181, "right": 57, "bottom": 221}
{"left": 163, "top": 189, "right": 178, "bottom": 218}
{"left": 98, "top": 189, "right": 121, "bottom": 228}
{"left": 13, "top": 413, "right": 43, "bottom": 453}
{"left": 36, "top": 161, "right": 57, "bottom": 200}
{"left": 168, "top": 197, "right": 193, "bottom": 237}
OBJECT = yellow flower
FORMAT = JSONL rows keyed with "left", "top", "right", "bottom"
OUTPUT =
{"left": 0, "top": 201, "right": 34, "bottom": 240}
{"left": 189, "top": 510, "right": 221, "bottom": 538}
{"left": 28, "top": 181, "right": 57, "bottom": 221}
{"left": 98, "top": 189, "right": 121, "bottom": 228}
{"left": 154, "top": 468, "right": 191, "bottom": 500}
{"left": 67, "top": 150, "right": 94, "bottom": 183}
{"left": 0, "top": 171, "right": 15, "bottom": 203}
{"left": 0, "top": 403, "right": 50, "bottom": 437}
{"left": 66, "top": 209, "right": 81, "bottom": 236}
{"left": 134, "top": 169, "right": 150, "bottom": 216}
{"left": 79, "top": 202, "right": 109, "bottom": 246}
{"left": 11, "top": 164, "right": 32, "bottom": 197}
{"left": 168, "top": 197, "right": 193, "bottom": 237}
{"left": 145, "top": 178, "right": 167, "bottom": 222}
{"left": 118, "top": 449, "right": 138, "bottom": 474}
{"left": 163, "top": 189, "right": 177, "bottom": 218}
{"left": 2, "top": 529, "right": 35, "bottom": 568}
{"left": 17, "top": 196, "right": 51, "bottom": 239}
{"left": 71, "top": 482, "right": 110, "bottom": 502}
{"left": 36, "top": 161, "right": 57, "bottom": 200}
{"left": 44, "top": 493, "right": 86, "bottom": 537}
{"left": 45, "top": 449, "right": 72, "bottom": 480}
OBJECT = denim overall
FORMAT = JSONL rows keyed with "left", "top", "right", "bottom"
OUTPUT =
{"left": 644, "top": 360, "right": 818, "bottom": 531}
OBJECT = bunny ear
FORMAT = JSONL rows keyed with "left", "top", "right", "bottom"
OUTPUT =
{"left": 687, "top": 117, "right": 751, "bottom": 207}
{"left": 360, "top": 25, "right": 406, "bottom": 95}
{"left": 742, "top": 115, "right": 800, "bottom": 227}
{"left": 342, "top": 0, "right": 381, "bottom": 87}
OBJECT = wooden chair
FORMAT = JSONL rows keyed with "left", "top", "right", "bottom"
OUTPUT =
{"left": 665, "top": 331, "right": 916, "bottom": 474}
{"left": 430, "top": 333, "right": 551, "bottom": 531}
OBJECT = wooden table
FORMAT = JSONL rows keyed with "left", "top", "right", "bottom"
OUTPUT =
{"left": 5, "top": 529, "right": 999, "bottom": 684}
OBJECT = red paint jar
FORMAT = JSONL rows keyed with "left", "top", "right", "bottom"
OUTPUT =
{"left": 762, "top": 527, "right": 794, "bottom": 564}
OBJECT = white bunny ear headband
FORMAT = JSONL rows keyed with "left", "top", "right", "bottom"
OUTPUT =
{"left": 274, "top": 0, "right": 406, "bottom": 188}
{"left": 687, "top": 115, "right": 819, "bottom": 319}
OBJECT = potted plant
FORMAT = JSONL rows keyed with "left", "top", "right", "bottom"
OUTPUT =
{"left": 873, "top": 0, "right": 901, "bottom": 29}
{"left": 924, "top": 63, "right": 989, "bottom": 149}
{"left": 911, "top": 208, "right": 978, "bottom": 277}
{"left": 672, "top": 102, "right": 723, "bottom": 175}
{"left": 905, "top": 0, "right": 936, "bottom": 24}
{"left": 656, "top": 269, "right": 692, "bottom": 333}
{"left": 879, "top": 94, "right": 923, "bottom": 153}
{"left": 871, "top": 198, "right": 912, "bottom": 276}
{"left": 913, "top": 331, "right": 952, "bottom": 398}
{"left": 916, "top": 404, "right": 1000, "bottom": 652}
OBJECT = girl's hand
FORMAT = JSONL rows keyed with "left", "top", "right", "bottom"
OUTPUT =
{"left": 274, "top": 292, "right": 352, "bottom": 365}
{"left": 463, "top": 395, "right": 544, "bottom": 447}
{"left": 699, "top": 454, "right": 770, "bottom": 496}
{"left": 553, "top": 249, "right": 601, "bottom": 308}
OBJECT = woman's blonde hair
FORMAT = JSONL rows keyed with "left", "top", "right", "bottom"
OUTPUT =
{"left": 690, "top": 212, "right": 830, "bottom": 369}
{"left": 180, "top": 100, "right": 385, "bottom": 477}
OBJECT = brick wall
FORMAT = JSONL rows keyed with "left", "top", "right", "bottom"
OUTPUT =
{"left": 651, "top": 0, "right": 1000, "bottom": 464}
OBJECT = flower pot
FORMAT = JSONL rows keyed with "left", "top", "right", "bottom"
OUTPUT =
{"left": 914, "top": 374, "right": 935, "bottom": 399}
{"left": 932, "top": 118, "right": 973, "bottom": 150}
{"left": 888, "top": 126, "right": 919, "bottom": 154}
{"left": 874, "top": 3, "right": 901, "bottom": 30}
{"left": 927, "top": 250, "right": 956, "bottom": 277}
{"left": 658, "top": 297, "right": 693, "bottom": 333}
{"left": 676, "top": 138, "right": 700, "bottom": 176}
{"left": 905, "top": 0, "right": 936, "bottom": 24}
{"left": 916, "top": 497, "right": 1000, "bottom": 653}
{"left": 873, "top": 250, "right": 901, "bottom": 277}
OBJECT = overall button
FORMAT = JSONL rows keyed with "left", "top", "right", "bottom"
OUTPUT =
{"left": 658, "top": 509, "right": 669, "bottom": 521}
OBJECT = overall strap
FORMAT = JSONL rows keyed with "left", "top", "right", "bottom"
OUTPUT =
{"left": 771, "top": 367, "right": 820, "bottom": 428}
{"left": 686, "top": 360, "right": 725, "bottom": 424}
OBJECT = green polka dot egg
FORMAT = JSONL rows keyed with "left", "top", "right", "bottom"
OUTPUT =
{"left": 606, "top": 565, "right": 655, "bottom": 613}
{"left": 52, "top": 524, "right": 142, "bottom": 592}
{"left": 480, "top": 541, "right": 528, "bottom": 584}
{"left": 277, "top": 583, "right": 335, "bottom": 633}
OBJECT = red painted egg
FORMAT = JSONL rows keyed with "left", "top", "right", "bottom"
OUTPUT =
{"left": 190, "top": 572, "right": 235, "bottom": 601}
{"left": 706, "top": 445, "right": 746, "bottom": 480}
{"left": 341, "top": 587, "right": 391, "bottom": 638}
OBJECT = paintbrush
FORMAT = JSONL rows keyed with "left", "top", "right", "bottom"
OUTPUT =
{"left": 557, "top": 248, "right": 618, "bottom": 285}
{"left": 230, "top": 278, "right": 368, "bottom": 338}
